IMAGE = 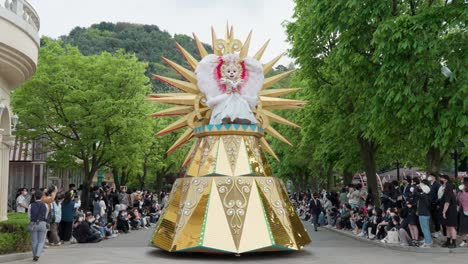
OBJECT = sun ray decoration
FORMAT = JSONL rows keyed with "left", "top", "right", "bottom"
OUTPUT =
{"left": 148, "top": 26, "right": 305, "bottom": 159}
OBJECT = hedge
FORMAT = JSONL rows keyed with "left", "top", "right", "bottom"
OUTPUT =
{"left": 0, "top": 213, "right": 31, "bottom": 255}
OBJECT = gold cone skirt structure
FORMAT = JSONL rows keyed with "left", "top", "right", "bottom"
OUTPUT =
{"left": 151, "top": 125, "right": 311, "bottom": 254}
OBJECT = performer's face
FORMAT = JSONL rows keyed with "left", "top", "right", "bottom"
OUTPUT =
{"left": 224, "top": 64, "right": 240, "bottom": 80}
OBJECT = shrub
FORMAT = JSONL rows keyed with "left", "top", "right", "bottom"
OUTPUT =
{"left": 0, "top": 213, "right": 31, "bottom": 255}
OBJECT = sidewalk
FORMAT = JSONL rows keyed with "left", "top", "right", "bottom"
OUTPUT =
{"left": 322, "top": 225, "right": 468, "bottom": 254}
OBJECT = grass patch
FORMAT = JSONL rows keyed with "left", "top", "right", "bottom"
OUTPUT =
{"left": 0, "top": 213, "right": 31, "bottom": 255}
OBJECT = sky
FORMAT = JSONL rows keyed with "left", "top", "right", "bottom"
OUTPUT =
{"left": 28, "top": 0, "right": 295, "bottom": 65}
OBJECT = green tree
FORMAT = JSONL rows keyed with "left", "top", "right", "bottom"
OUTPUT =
{"left": 12, "top": 39, "right": 151, "bottom": 209}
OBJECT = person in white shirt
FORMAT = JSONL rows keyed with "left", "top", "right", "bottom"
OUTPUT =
{"left": 16, "top": 188, "right": 29, "bottom": 213}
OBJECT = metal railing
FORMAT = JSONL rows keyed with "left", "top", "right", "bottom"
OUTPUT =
{"left": 1, "top": 0, "right": 40, "bottom": 31}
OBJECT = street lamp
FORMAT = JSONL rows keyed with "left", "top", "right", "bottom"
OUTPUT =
{"left": 395, "top": 160, "right": 401, "bottom": 181}
{"left": 451, "top": 140, "right": 465, "bottom": 178}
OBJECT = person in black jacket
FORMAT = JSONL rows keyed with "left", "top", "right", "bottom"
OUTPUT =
{"left": 74, "top": 212, "right": 102, "bottom": 243}
{"left": 417, "top": 179, "right": 433, "bottom": 247}
{"left": 428, "top": 174, "right": 442, "bottom": 237}
{"left": 309, "top": 193, "right": 322, "bottom": 232}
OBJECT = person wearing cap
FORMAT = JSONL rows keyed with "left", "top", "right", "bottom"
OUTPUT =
{"left": 427, "top": 174, "right": 442, "bottom": 238}
{"left": 74, "top": 212, "right": 102, "bottom": 243}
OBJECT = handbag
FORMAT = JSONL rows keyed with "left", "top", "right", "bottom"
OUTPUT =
{"left": 386, "top": 228, "right": 400, "bottom": 244}
{"left": 27, "top": 222, "right": 37, "bottom": 232}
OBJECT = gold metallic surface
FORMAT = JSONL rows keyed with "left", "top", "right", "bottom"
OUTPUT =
{"left": 151, "top": 177, "right": 310, "bottom": 253}
{"left": 149, "top": 27, "right": 310, "bottom": 254}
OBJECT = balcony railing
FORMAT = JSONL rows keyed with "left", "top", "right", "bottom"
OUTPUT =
{"left": 0, "top": 0, "right": 40, "bottom": 32}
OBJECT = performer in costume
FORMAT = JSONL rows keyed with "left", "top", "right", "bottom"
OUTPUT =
{"left": 148, "top": 25, "right": 310, "bottom": 254}
{"left": 196, "top": 53, "right": 263, "bottom": 125}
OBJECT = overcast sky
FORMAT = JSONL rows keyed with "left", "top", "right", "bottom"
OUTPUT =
{"left": 29, "top": 0, "right": 295, "bottom": 65}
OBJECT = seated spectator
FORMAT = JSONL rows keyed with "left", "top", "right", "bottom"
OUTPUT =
{"left": 117, "top": 210, "right": 130, "bottom": 233}
{"left": 73, "top": 212, "right": 102, "bottom": 243}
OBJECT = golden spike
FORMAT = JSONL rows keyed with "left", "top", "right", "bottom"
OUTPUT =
{"left": 263, "top": 53, "right": 285, "bottom": 75}
{"left": 259, "top": 96, "right": 306, "bottom": 107}
{"left": 260, "top": 137, "right": 279, "bottom": 161}
{"left": 148, "top": 93, "right": 186, "bottom": 98}
{"left": 175, "top": 42, "right": 199, "bottom": 70}
{"left": 259, "top": 88, "right": 302, "bottom": 97}
{"left": 161, "top": 57, "right": 197, "bottom": 84}
{"left": 239, "top": 30, "right": 252, "bottom": 60}
{"left": 182, "top": 142, "right": 197, "bottom": 166}
{"left": 151, "top": 74, "right": 198, "bottom": 94}
{"left": 146, "top": 95, "right": 197, "bottom": 106}
{"left": 167, "top": 129, "right": 193, "bottom": 154}
{"left": 192, "top": 33, "right": 208, "bottom": 58}
{"left": 155, "top": 116, "right": 189, "bottom": 136}
{"left": 262, "top": 110, "right": 301, "bottom": 128}
{"left": 226, "top": 22, "right": 230, "bottom": 40}
{"left": 262, "top": 69, "right": 295, "bottom": 90}
{"left": 148, "top": 106, "right": 194, "bottom": 118}
{"left": 211, "top": 27, "right": 222, "bottom": 56}
{"left": 265, "top": 125, "right": 292, "bottom": 146}
{"left": 253, "top": 40, "right": 270, "bottom": 61}
{"left": 229, "top": 25, "right": 234, "bottom": 42}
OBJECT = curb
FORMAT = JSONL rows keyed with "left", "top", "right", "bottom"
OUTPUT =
{"left": 0, "top": 252, "right": 32, "bottom": 263}
{"left": 323, "top": 226, "right": 468, "bottom": 254}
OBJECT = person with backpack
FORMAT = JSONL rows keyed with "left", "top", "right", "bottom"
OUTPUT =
{"left": 28, "top": 191, "right": 48, "bottom": 261}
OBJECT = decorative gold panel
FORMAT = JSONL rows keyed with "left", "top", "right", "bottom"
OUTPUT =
{"left": 151, "top": 176, "right": 311, "bottom": 254}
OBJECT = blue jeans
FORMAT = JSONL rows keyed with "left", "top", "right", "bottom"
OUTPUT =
{"left": 31, "top": 222, "right": 47, "bottom": 257}
{"left": 419, "top": 215, "right": 433, "bottom": 244}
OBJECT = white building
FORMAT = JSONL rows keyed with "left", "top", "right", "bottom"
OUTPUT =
{"left": 0, "top": 0, "right": 40, "bottom": 221}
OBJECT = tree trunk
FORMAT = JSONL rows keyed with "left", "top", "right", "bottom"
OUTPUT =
{"left": 358, "top": 135, "right": 380, "bottom": 207}
{"left": 425, "top": 146, "right": 442, "bottom": 176}
{"left": 326, "top": 163, "right": 335, "bottom": 191}
{"left": 343, "top": 168, "right": 353, "bottom": 186}
{"left": 112, "top": 167, "right": 120, "bottom": 190}
{"left": 140, "top": 156, "right": 148, "bottom": 190}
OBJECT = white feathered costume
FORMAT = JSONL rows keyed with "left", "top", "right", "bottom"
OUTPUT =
{"left": 196, "top": 54, "right": 264, "bottom": 124}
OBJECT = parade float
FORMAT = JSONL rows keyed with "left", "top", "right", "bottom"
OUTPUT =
{"left": 148, "top": 25, "right": 310, "bottom": 254}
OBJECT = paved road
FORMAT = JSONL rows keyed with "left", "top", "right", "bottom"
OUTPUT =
{"left": 9, "top": 223, "right": 467, "bottom": 264}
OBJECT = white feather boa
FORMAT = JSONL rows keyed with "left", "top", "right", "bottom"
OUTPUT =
{"left": 196, "top": 54, "right": 263, "bottom": 110}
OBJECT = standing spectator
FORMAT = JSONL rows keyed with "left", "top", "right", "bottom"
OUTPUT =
{"left": 406, "top": 184, "right": 419, "bottom": 246}
{"left": 59, "top": 191, "right": 80, "bottom": 243}
{"left": 28, "top": 191, "right": 48, "bottom": 262}
{"left": 16, "top": 188, "right": 29, "bottom": 213}
{"left": 339, "top": 187, "right": 348, "bottom": 205}
{"left": 309, "top": 193, "right": 322, "bottom": 232}
{"left": 441, "top": 175, "right": 458, "bottom": 248}
{"left": 118, "top": 186, "right": 130, "bottom": 210}
{"left": 48, "top": 194, "right": 63, "bottom": 246}
{"left": 348, "top": 186, "right": 360, "bottom": 209}
{"left": 417, "top": 180, "right": 432, "bottom": 248}
{"left": 401, "top": 176, "right": 412, "bottom": 201}
{"left": 457, "top": 179, "right": 468, "bottom": 247}
{"left": 428, "top": 174, "right": 442, "bottom": 238}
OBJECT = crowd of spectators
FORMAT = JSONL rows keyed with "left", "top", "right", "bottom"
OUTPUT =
{"left": 292, "top": 174, "right": 468, "bottom": 249}
{"left": 16, "top": 183, "right": 167, "bottom": 261}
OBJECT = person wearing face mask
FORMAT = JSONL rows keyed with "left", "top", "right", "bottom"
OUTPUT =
{"left": 427, "top": 174, "right": 442, "bottom": 238}
{"left": 457, "top": 179, "right": 468, "bottom": 247}
{"left": 416, "top": 179, "right": 433, "bottom": 248}
{"left": 117, "top": 210, "right": 130, "bottom": 234}
{"left": 16, "top": 188, "right": 29, "bottom": 213}
{"left": 74, "top": 212, "right": 102, "bottom": 243}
